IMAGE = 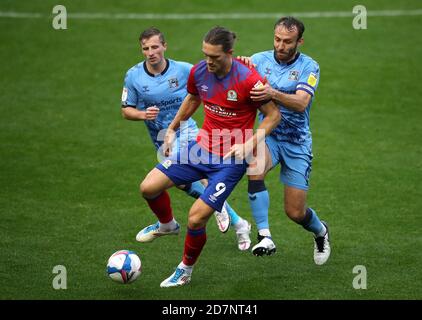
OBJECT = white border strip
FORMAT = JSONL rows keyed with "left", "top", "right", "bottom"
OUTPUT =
{"left": 1, "top": 9, "right": 422, "bottom": 20}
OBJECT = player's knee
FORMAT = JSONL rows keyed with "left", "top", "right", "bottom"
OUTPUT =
{"left": 285, "top": 206, "right": 305, "bottom": 223}
{"left": 188, "top": 208, "right": 207, "bottom": 229}
{"left": 140, "top": 179, "right": 157, "bottom": 198}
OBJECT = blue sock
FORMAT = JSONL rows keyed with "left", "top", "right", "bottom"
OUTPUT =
{"left": 248, "top": 180, "right": 269, "bottom": 230}
{"left": 183, "top": 181, "right": 205, "bottom": 199}
{"left": 224, "top": 202, "right": 240, "bottom": 226}
{"left": 300, "top": 208, "right": 325, "bottom": 236}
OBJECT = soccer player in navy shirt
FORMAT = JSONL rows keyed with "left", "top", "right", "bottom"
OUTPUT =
{"left": 121, "top": 28, "right": 252, "bottom": 250}
{"left": 138, "top": 26, "right": 280, "bottom": 287}
{"left": 242, "top": 17, "right": 331, "bottom": 265}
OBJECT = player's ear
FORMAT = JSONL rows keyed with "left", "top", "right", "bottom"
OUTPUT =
{"left": 162, "top": 41, "right": 168, "bottom": 51}
{"left": 297, "top": 37, "right": 304, "bottom": 46}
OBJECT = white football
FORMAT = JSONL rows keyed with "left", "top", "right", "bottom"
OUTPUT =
{"left": 106, "top": 250, "right": 142, "bottom": 284}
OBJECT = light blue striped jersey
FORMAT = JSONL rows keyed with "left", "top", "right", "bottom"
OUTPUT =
{"left": 122, "top": 59, "right": 199, "bottom": 150}
{"left": 251, "top": 51, "right": 320, "bottom": 145}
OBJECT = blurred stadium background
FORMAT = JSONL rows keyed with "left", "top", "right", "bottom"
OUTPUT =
{"left": 0, "top": 0, "right": 421, "bottom": 299}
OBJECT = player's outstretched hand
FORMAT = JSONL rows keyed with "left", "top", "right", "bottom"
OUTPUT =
{"left": 236, "top": 56, "right": 256, "bottom": 68}
{"left": 145, "top": 106, "right": 160, "bottom": 120}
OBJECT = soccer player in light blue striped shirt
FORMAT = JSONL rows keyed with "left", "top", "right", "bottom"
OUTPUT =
{"left": 245, "top": 17, "right": 331, "bottom": 264}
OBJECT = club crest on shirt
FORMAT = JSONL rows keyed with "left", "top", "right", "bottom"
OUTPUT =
{"left": 227, "top": 90, "right": 238, "bottom": 101}
{"left": 168, "top": 78, "right": 179, "bottom": 89}
{"left": 288, "top": 70, "right": 299, "bottom": 81}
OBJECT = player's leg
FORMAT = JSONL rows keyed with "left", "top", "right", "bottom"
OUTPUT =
{"left": 136, "top": 168, "right": 179, "bottom": 242}
{"left": 198, "top": 180, "right": 251, "bottom": 248}
{"left": 249, "top": 138, "right": 277, "bottom": 256}
{"left": 284, "top": 186, "right": 330, "bottom": 265}
{"left": 170, "top": 138, "right": 234, "bottom": 233}
{"left": 160, "top": 198, "right": 214, "bottom": 288}
{"left": 178, "top": 178, "right": 249, "bottom": 240}
{"left": 136, "top": 158, "right": 203, "bottom": 243}
{"left": 160, "top": 162, "right": 247, "bottom": 287}
{"left": 280, "top": 142, "right": 330, "bottom": 265}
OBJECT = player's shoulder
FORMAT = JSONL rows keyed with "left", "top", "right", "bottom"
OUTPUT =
{"left": 233, "top": 58, "right": 264, "bottom": 87}
{"left": 190, "top": 60, "right": 208, "bottom": 77}
{"left": 233, "top": 57, "right": 256, "bottom": 74}
{"left": 168, "top": 59, "right": 193, "bottom": 71}
{"left": 125, "top": 61, "right": 144, "bottom": 78}
{"left": 298, "top": 53, "right": 319, "bottom": 70}
{"left": 192, "top": 60, "right": 207, "bottom": 70}
{"left": 251, "top": 50, "right": 273, "bottom": 62}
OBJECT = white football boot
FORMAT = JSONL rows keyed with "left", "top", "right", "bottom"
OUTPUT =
{"left": 214, "top": 202, "right": 231, "bottom": 233}
{"left": 160, "top": 267, "right": 192, "bottom": 288}
{"left": 135, "top": 221, "right": 180, "bottom": 243}
{"left": 252, "top": 235, "right": 276, "bottom": 256}
{"left": 313, "top": 221, "right": 331, "bottom": 265}
{"left": 236, "top": 221, "right": 252, "bottom": 251}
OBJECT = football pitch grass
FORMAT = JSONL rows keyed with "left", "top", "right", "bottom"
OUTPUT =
{"left": 0, "top": 0, "right": 421, "bottom": 300}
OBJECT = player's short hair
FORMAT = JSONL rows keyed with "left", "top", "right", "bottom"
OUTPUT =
{"left": 274, "top": 16, "right": 305, "bottom": 40}
{"left": 139, "top": 27, "right": 166, "bottom": 44}
{"left": 203, "top": 26, "right": 237, "bottom": 53}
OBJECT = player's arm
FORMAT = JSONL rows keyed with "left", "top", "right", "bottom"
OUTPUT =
{"left": 246, "top": 100, "right": 281, "bottom": 154}
{"left": 163, "top": 93, "right": 201, "bottom": 156}
{"left": 250, "top": 84, "right": 311, "bottom": 113}
{"left": 121, "top": 106, "right": 160, "bottom": 121}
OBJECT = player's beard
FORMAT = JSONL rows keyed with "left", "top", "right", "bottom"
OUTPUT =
{"left": 275, "top": 44, "right": 298, "bottom": 63}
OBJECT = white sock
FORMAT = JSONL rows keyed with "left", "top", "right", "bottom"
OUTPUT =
{"left": 178, "top": 261, "right": 193, "bottom": 273}
{"left": 258, "top": 228, "right": 271, "bottom": 238}
{"left": 159, "top": 219, "right": 177, "bottom": 231}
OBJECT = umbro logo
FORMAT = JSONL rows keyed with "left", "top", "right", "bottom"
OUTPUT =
{"left": 201, "top": 85, "right": 208, "bottom": 92}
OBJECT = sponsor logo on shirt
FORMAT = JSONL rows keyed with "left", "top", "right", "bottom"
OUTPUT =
{"left": 227, "top": 90, "right": 238, "bottom": 101}
{"left": 288, "top": 70, "right": 299, "bottom": 81}
{"left": 204, "top": 104, "right": 237, "bottom": 117}
{"left": 307, "top": 73, "right": 318, "bottom": 87}
{"left": 121, "top": 87, "right": 128, "bottom": 102}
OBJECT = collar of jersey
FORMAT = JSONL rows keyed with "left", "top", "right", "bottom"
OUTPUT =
{"left": 273, "top": 51, "right": 300, "bottom": 66}
{"left": 143, "top": 58, "right": 170, "bottom": 77}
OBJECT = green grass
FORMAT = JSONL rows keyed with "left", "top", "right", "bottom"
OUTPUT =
{"left": 0, "top": 0, "right": 421, "bottom": 300}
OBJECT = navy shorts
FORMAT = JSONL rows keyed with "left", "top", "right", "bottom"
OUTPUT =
{"left": 156, "top": 141, "right": 247, "bottom": 212}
